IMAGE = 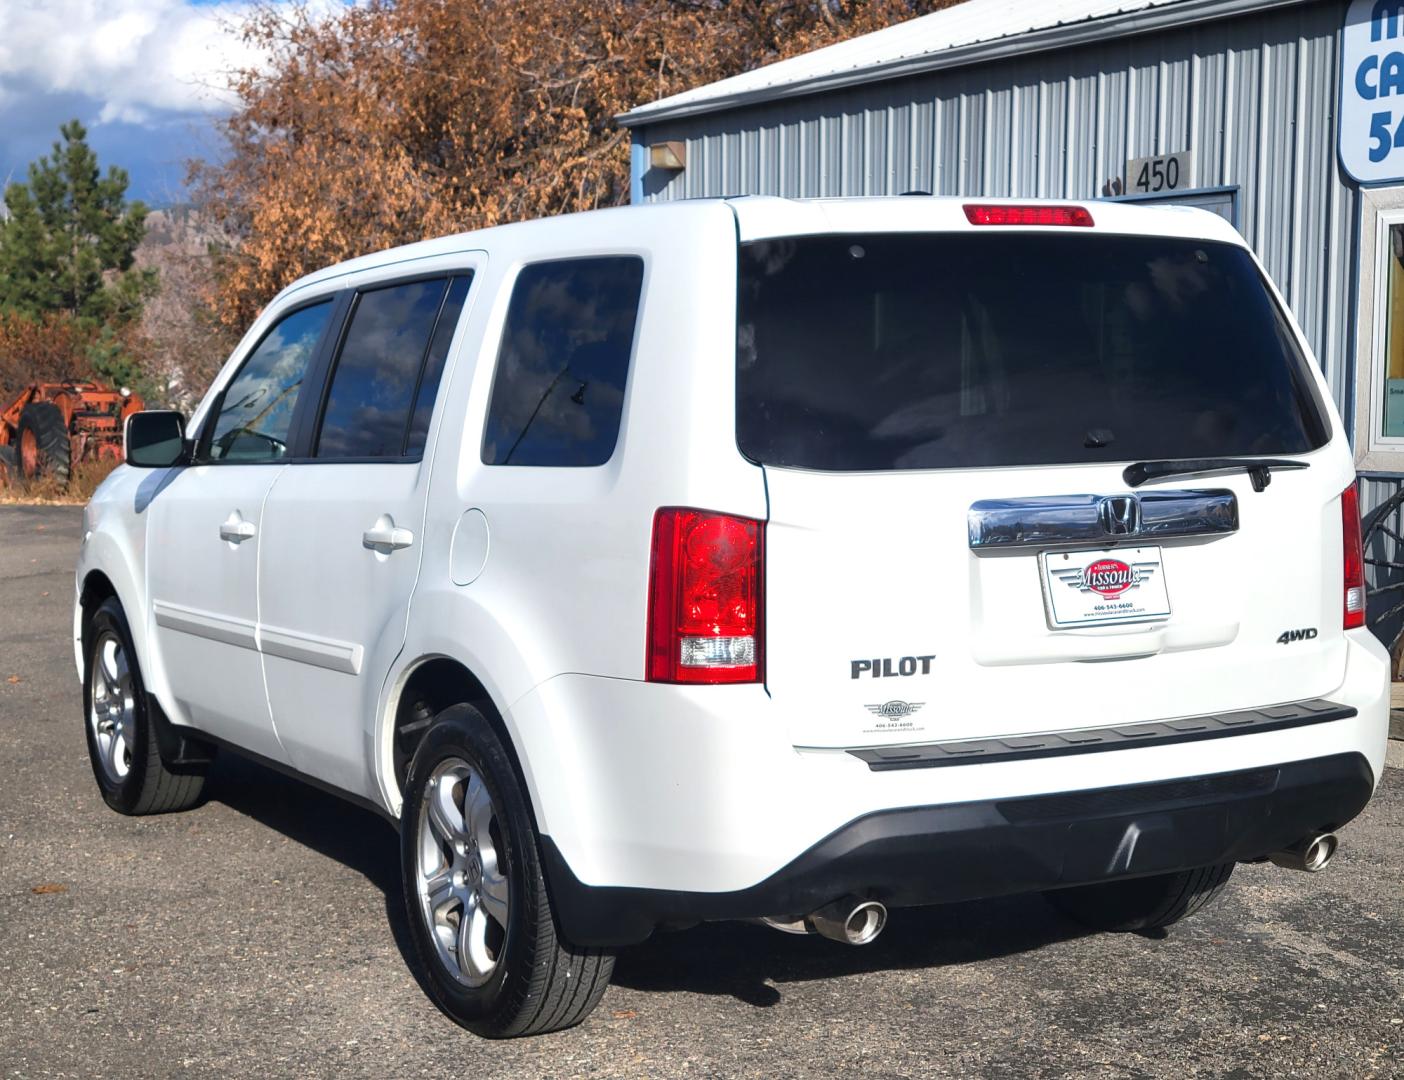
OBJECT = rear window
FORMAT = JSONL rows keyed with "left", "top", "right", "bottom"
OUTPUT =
{"left": 736, "top": 233, "right": 1329, "bottom": 471}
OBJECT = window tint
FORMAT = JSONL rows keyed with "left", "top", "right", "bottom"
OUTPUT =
{"left": 206, "top": 301, "right": 333, "bottom": 463}
{"left": 482, "top": 257, "right": 644, "bottom": 467}
{"left": 736, "top": 234, "right": 1328, "bottom": 471}
{"left": 406, "top": 275, "right": 472, "bottom": 457}
{"left": 316, "top": 279, "right": 449, "bottom": 459}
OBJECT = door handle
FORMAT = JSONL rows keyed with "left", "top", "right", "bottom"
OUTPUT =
{"left": 219, "top": 516, "right": 256, "bottom": 544}
{"left": 363, "top": 517, "right": 414, "bottom": 552}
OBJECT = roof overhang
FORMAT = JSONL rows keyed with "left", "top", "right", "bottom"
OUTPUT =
{"left": 619, "top": 0, "right": 1313, "bottom": 129}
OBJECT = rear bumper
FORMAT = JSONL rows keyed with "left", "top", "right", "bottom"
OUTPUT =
{"left": 505, "top": 630, "right": 1390, "bottom": 945}
{"left": 543, "top": 752, "right": 1375, "bottom": 946}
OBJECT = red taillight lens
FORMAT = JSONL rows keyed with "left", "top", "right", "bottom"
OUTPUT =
{"left": 1342, "top": 481, "right": 1366, "bottom": 630}
{"left": 963, "top": 204, "right": 1095, "bottom": 227}
{"left": 647, "top": 508, "right": 764, "bottom": 684}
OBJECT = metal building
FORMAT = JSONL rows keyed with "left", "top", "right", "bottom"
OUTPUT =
{"left": 619, "top": 0, "right": 1404, "bottom": 528}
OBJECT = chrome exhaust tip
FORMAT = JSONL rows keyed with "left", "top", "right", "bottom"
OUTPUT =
{"left": 807, "top": 896, "right": 888, "bottom": 946}
{"left": 1268, "top": 832, "right": 1338, "bottom": 873}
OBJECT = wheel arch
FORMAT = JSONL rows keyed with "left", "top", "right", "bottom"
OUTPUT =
{"left": 75, "top": 564, "right": 139, "bottom": 677}
{"left": 381, "top": 654, "right": 540, "bottom": 829}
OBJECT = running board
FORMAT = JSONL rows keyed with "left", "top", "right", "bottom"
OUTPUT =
{"left": 847, "top": 698, "right": 1356, "bottom": 771}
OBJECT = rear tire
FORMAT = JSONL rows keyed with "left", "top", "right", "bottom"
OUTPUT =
{"left": 18, "top": 401, "right": 71, "bottom": 485}
{"left": 1043, "top": 863, "right": 1235, "bottom": 932}
{"left": 83, "top": 598, "right": 208, "bottom": 815}
{"left": 400, "top": 704, "right": 614, "bottom": 1037}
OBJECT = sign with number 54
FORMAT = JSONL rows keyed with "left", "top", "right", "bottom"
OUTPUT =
{"left": 1341, "top": 0, "right": 1404, "bottom": 183}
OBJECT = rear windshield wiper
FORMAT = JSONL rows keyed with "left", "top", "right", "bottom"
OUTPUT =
{"left": 1123, "top": 457, "right": 1309, "bottom": 492}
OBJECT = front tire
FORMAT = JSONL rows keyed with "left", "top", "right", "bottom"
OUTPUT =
{"left": 83, "top": 598, "right": 207, "bottom": 815}
{"left": 1043, "top": 863, "right": 1235, "bottom": 932}
{"left": 399, "top": 704, "right": 614, "bottom": 1037}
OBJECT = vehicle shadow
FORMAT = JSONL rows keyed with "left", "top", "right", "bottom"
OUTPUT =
{"left": 611, "top": 896, "right": 1090, "bottom": 1007}
{"left": 200, "top": 752, "right": 432, "bottom": 995}
{"left": 202, "top": 751, "right": 1092, "bottom": 1009}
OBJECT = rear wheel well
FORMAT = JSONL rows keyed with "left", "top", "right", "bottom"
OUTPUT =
{"left": 390, "top": 659, "right": 528, "bottom": 813}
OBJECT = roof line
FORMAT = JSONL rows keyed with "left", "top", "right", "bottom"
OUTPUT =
{"left": 619, "top": 0, "right": 1308, "bottom": 128}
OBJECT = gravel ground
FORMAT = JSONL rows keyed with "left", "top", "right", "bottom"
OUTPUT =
{"left": 1, "top": 505, "right": 1400, "bottom": 1079}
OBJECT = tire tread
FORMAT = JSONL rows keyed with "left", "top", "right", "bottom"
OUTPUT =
{"left": 86, "top": 598, "right": 207, "bottom": 816}
{"left": 402, "top": 705, "right": 614, "bottom": 1038}
{"left": 19, "top": 402, "right": 71, "bottom": 484}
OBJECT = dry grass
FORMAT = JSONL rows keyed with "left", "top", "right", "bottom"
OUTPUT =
{"left": 0, "top": 457, "right": 120, "bottom": 505}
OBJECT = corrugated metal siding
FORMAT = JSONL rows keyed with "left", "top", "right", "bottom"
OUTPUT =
{"left": 632, "top": 0, "right": 1404, "bottom": 611}
{"left": 635, "top": 0, "right": 1356, "bottom": 414}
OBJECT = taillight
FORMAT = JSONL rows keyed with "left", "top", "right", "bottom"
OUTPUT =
{"left": 963, "top": 204, "right": 1095, "bottom": 227}
{"left": 1342, "top": 482, "right": 1365, "bottom": 630}
{"left": 647, "top": 508, "right": 763, "bottom": 684}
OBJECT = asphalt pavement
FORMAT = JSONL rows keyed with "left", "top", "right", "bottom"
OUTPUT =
{"left": 1, "top": 505, "right": 1400, "bottom": 1079}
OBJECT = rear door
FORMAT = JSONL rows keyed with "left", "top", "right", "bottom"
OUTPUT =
{"left": 737, "top": 224, "right": 1348, "bottom": 749}
{"left": 257, "top": 270, "right": 476, "bottom": 796}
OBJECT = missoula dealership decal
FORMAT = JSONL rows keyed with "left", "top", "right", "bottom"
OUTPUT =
{"left": 1342, "top": 0, "right": 1404, "bottom": 182}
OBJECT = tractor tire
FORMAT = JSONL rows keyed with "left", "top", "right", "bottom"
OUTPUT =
{"left": 0, "top": 444, "right": 14, "bottom": 487}
{"left": 17, "top": 402, "right": 71, "bottom": 486}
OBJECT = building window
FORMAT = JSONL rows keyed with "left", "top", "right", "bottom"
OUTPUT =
{"left": 1382, "top": 224, "right": 1404, "bottom": 440}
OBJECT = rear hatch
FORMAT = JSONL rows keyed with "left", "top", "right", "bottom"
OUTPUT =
{"left": 735, "top": 211, "right": 1348, "bottom": 749}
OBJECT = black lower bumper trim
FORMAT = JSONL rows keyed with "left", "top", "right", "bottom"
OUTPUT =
{"left": 540, "top": 752, "right": 1374, "bottom": 947}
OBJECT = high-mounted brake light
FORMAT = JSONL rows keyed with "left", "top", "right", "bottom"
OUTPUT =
{"left": 963, "top": 204, "right": 1095, "bottom": 227}
{"left": 1342, "top": 482, "right": 1365, "bottom": 630}
{"left": 647, "top": 508, "right": 764, "bottom": 684}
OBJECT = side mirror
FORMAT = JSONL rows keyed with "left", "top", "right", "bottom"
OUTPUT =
{"left": 125, "top": 411, "right": 188, "bottom": 468}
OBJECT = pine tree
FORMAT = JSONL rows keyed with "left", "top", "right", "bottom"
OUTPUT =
{"left": 0, "top": 120, "right": 156, "bottom": 327}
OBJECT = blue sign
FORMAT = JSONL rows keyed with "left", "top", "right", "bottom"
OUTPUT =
{"left": 1342, "top": 0, "right": 1404, "bottom": 182}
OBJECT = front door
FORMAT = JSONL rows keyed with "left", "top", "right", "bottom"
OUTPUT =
{"left": 258, "top": 273, "right": 474, "bottom": 797}
{"left": 146, "top": 297, "right": 339, "bottom": 761}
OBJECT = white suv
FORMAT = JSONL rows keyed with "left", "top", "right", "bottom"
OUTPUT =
{"left": 76, "top": 197, "right": 1391, "bottom": 1037}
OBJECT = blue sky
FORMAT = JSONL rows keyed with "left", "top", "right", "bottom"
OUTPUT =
{"left": 0, "top": 0, "right": 294, "bottom": 206}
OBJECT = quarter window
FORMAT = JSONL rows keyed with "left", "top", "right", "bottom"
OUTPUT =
{"left": 481, "top": 256, "right": 644, "bottom": 467}
{"left": 315, "top": 279, "right": 451, "bottom": 460}
{"left": 205, "top": 300, "right": 333, "bottom": 463}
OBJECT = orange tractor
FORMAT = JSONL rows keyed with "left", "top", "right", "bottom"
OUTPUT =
{"left": 0, "top": 382, "right": 145, "bottom": 488}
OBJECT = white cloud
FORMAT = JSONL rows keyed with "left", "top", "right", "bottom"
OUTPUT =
{"left": 0, "top": 0, "right": 267, "bottom": 125}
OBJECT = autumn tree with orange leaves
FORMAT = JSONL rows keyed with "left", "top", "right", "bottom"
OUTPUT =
{"left": 194, "top": 0, "right": 956, "bottom": 328}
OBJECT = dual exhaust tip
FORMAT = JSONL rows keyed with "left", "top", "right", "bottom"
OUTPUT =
{"left": 1268, "top": 831, "right": 1338, "bottom": 873}
{"left": 758, "top": 896, "right": 888, "bottom": 946}
{"left": 757, "top": 832, "right": 1337, "bottom": 945}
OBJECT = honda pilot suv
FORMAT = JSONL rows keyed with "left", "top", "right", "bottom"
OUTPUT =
{"left": 76, "top": 197, "right": 1391, "bottom": 1037}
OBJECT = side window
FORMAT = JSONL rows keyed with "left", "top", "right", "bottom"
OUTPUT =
{"left": 205, "top": 300, "right": 333, "bottom": 463}
{"left": 481, "top": 256, "right": 644, "bottom": 467}
{"left": 315, "top": 278, "right": 450, "bottom": 460}
{"left": 406, "top": 275, "right": 473, "bottom": 457}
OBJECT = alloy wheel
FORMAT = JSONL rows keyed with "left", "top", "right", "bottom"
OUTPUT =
{"left": 415, "top": 758, "right": 510, "bottom": 987}
{"left": 89, "top": 632, "right": 135, "bottom": 782}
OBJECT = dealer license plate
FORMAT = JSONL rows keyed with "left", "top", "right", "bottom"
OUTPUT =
{"left": 1041, "top": 546, "right": 1171, "bottom": 629}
